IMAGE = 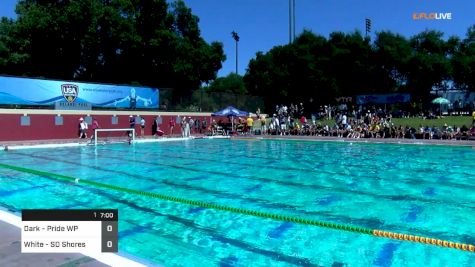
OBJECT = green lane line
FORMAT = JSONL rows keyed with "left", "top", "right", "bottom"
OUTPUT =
{"left": 2, "top": 162, "right": 473, "bottom": 252}
{"left": 0, "top": 163, "right": 371, "bottom": 235}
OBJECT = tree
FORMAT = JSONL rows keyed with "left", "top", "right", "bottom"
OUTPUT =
{"left": 452, "top": 25, "right": 475, "bottom": 92}
{"left": 373, "top": 31, "right": 412, "bottom": 91}
{"left": 406, "top": 30, "right": 452, "bottom": 101}
{"left": 326, "top": 31, "right": 373, "bottom": 96}
{"left": 287, "top": 31, "right": 330, "bottom": 103}
{"left": 244, "top": 30, "right": 376, "bottom": 111}
{"left": 206, "top": 73, "right": 246, "bottom": 94}
{"left": 0, "top": 0, "right": 225, "bottom": 101}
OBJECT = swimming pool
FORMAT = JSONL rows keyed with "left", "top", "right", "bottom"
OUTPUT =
{"left": 0, "top": 139, "right": 474, "bottom": 266}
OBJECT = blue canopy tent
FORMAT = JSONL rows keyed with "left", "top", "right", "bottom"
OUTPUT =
{"left": 211, "top": 106, "right": 249, "bottom": 132}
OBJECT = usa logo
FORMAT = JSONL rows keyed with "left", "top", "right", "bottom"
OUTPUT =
{"left": 61, "top": 84, "right": 79, "bottom": 103}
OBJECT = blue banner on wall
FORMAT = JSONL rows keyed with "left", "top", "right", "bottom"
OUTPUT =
{"left": 0, "top": 76, "right": 159, "bottom": 109}
{"left": 356, "top": 93, "right": 411, "bottom": 105}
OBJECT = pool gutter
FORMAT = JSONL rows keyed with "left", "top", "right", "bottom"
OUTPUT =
{"left": 1, "top": 136, "right": 229, "bottom": 150}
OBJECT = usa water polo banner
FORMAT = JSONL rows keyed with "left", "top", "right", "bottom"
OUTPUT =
{"left": 356, "top": 93, "right": 411, "bottom": 105}
{"left": 0, "top": 76, "right": 159, "bottom": 109}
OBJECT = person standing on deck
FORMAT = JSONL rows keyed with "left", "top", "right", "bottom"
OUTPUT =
{"left": 90, "top": 117, "right": 100, "bottom": 142}
{"left": 78, "top": 117, "right": 83, "bottom": 138}
{"left": 185, "top": 118, "right": 191, "bottom": 137}
{"left": 169, "top": 118, "right": 176, "bottom": 136}
{"left": 188, "top": 117, "right": 194, "bottom": 135}
{"left": 128, "top": 115, "right": 136, "bottom": 138}
{"left": 152, "top": 116, "right": 158, "bottom": 136}
{"left": 181, "top": 117, "right": 187, "bottom": 137}
{"left": 260, "top": 115, "right": 266, "bottom": 135}
{"left": 201, "top": 119, "right": 207, "bottom": 134}
{"left": 194, "top": 118, "right": 200, "bottom": 134}
{"left": 245, "top": 115, "right": 253, "bottom": 135}
{"left": 79, "top": 117, "right": 88, "bottom": 138}
{"left": 140, "top": 117, "right": 146, "bottom": 137}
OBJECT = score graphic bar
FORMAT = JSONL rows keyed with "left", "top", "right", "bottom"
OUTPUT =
{"left": 21, "top": 209, "right": 118, "bottom": 253}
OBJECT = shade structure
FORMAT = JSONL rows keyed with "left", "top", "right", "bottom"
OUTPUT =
{"left": 211, "top": 106, "right": 249, "bottom": 132}
{"left": 211, "top": 106, "right": 249, "bottom": 117}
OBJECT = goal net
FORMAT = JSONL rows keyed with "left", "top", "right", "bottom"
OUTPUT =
{"left": 93, "top": 128, "right": 135, "bottom": 146}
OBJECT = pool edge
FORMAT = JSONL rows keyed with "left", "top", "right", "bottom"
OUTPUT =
{"left": 1, "top": 135, "right": 230, "bottom": 150}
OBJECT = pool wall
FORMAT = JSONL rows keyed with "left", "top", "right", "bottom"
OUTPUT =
{"left": 0, "top": 109, "right": 214, "bottom": 141}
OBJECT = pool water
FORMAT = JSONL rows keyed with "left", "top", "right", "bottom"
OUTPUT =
{"left": 0, "top": 139, "right": 474, "bottom": 266}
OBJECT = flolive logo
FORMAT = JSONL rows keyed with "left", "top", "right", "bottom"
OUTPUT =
{"left": 412, "top": 12, "right": 452, "bottom": 20}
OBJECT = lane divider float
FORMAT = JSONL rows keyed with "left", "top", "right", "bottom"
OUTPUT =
{"left": 0, "top": 163, "right": 473, "bottom": 253}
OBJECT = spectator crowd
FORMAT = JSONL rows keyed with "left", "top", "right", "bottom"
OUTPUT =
{"left": 254, "top": 104, "right": 475, "bottom": 140}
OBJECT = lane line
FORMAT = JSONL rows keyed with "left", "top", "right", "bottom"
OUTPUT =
{"left": 1, "top": 163, "right": 474, "bottom": 253}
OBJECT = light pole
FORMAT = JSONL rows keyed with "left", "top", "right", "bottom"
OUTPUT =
{"left": 293, "top": 0, "right": 296, "bottom": 41}
{"left": 289, "top": 0, "right": 292, "bottom": 43}
{"left": 289, "top": 0, "right": 296, "bottom": 43}
{"left": 365, "top": 18, "right": 371, "bottom": 38}
{"left": 231, "top": 31, "right": 240, "bottom": 74}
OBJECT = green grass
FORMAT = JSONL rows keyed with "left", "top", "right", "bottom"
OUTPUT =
{"left": 315, "top": 116, "right": 473, "bottom": 128}
{"left": 250, "top": 116, "right": 473, "bottom": 129}
{"left": 391, "top": 116, "right": 472, "bottom": 128}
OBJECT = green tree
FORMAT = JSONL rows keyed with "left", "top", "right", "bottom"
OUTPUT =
{"left": 287, "top": 31, "right": 330, "bottom": 103}
{"left": 452, "top": 25, "right": 475, "bottom": 92}
{"left": 244, "top": 30, "right": 375, "bottom": 112}
{"left": 206, "top": 73, "right": 246, "bottom": 94}
{"left": 373, "top": 31, "right": 412, "bottom": 91}
{"left": 244, "top": 51, "right": 278, "bottom": 111}
{"left": 326, "top": 31, "right": 373, "bottom": 96}
{"left": 406, "top": 30, "right": 452, "bottom": 101}
{"left": 0, "top": 0, "right": 225, "bottom": 101}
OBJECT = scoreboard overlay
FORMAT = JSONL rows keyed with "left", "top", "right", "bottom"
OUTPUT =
{"left": 21, "top": 209, "right": 118, "bottom": 253}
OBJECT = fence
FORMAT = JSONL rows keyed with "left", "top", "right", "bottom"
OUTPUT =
{"left": 159, "top": 88, "right": 264, "bottom": 113}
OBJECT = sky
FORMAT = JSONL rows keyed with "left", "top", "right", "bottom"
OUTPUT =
{"left": 1, "top": 0, "right": 474, "bottom": 77}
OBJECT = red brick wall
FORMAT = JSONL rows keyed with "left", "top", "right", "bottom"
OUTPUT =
{"left": 0, "top": 114, "right": 213, "bottom": 141}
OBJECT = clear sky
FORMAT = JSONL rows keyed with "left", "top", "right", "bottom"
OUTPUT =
{"left": 1, "top": 0, "right": 474, "bottom": 77}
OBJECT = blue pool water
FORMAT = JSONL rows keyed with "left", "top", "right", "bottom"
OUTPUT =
{"left": 0, "top": 139, "right": 474, "bottom": 266}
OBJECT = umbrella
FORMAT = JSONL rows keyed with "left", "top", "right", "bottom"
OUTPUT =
{"left": 211, "top": 106, "right": 249, "bottom": 132}
{"left": 432, "top": 97, "right": 450, "bottom": 115}
{"left": 432, "top": 97, "right": 450, "bottom": 105}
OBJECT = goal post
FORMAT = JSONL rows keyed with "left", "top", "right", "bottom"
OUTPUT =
{"left": 93, "top": 128, "right": 135, "bottom": 146}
